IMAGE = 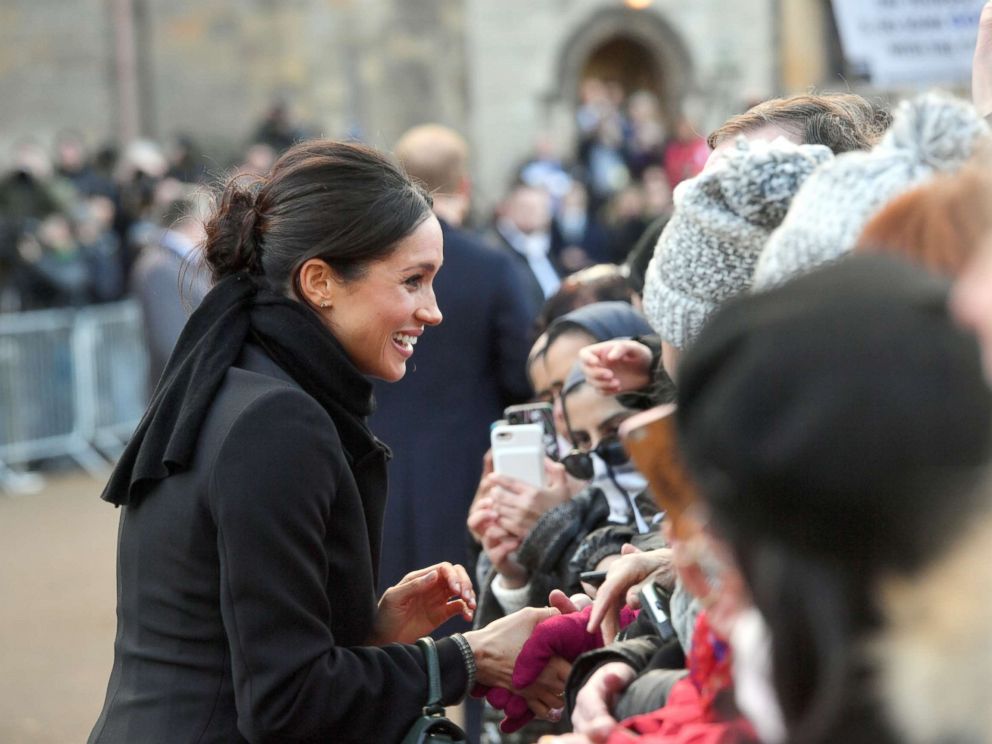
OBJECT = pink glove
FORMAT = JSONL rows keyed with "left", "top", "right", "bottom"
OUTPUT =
{"left": 512, "top": 605, "right": 638, "bottom": 689}
{"left": 477, "top": 606, "right": 639, "bottom": 733}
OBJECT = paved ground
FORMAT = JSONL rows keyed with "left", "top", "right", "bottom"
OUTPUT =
{"left": 0, "top": 472, "right": 119, "bottom": 744}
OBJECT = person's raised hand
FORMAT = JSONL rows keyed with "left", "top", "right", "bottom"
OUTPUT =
{"left": 372, "top": 562, "right": 476, "bottom": 645}
{"left": 467, "top": 450, "right": 496, "bottom": 543}
{"left": 578, "top": 339, "right": 654, "bottom": 396}
{"left": 974, "top": 1, "right": 992, "bottom": 118}
{"left": 586, "top": 544, "right": 675, "bottom": 644}
{"left": 488, "top": 459, "right": 570, "bottom": 540}
{"left": 481, "top": 524, "right": 527, "bottom": 586}
{"left": 570, "top": 661, "right": 637, "bottom": 742}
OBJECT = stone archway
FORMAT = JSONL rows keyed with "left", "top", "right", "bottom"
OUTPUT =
{"left": 551, "top": 6, "right": 693, "bottom": 130}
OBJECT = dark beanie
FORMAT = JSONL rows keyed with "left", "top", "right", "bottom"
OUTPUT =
{"left": 547, "top": 301, "right": 654, "bottom": 345}
{"left": 676, "top": 254, "right": 992, "bottom": 571}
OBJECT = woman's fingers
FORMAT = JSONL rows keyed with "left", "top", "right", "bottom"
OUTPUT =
{"left": 398, "top": 562, "right": 476, "bottom": 606}
{"left": 445, "top": 597, "right": 473, "bottom": 622}
{"left": 448, "top": 563, "right": 476, "bottom": 607}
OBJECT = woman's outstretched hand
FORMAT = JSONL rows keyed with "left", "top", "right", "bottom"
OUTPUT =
{"left": 371, "top": 562, "right": 476, "bottom": 645}
{"left": 464, "top": 605, "right": 562, "bottom": 690}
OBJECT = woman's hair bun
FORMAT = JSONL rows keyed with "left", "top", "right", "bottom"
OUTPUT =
{"left": 202, "top": 173, "right": 265, "bottom": 282}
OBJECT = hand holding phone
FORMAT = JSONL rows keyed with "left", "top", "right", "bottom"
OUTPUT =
{"left": 504, "top": 402, "right": 558, "bottom": 460}
{"left": 637, "top": 581, "right": 675, "bottom": 641}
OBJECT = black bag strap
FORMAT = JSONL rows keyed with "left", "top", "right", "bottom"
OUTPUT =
{"left": 416, "top": 637, "right": 444, "bottom": 715}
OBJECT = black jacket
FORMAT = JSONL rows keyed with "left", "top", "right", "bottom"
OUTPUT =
{"left": 89, "top": 343, "right": 467, "bottom": 744}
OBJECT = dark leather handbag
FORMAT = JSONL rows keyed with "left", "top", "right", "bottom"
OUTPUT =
{"left": 400, "top": 637, "right": 468, "bottom": 744}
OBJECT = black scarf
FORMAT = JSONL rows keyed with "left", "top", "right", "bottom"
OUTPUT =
{"left": 102, "top": 271, "right": 378, "bottom": 506}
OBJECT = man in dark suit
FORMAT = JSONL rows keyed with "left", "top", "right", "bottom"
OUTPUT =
{"left": 371, "top": 125, "right": 535, "bottom": 602}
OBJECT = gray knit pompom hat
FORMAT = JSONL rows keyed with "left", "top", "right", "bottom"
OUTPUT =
{"left": 753, "top": 92, "right": 991, "bottom": 291}
{"left": 642, "top": 137, "right": 832, "bottom": 349}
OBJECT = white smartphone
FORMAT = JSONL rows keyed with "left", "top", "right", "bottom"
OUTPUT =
{"left": 490, "top": 423, "right": 546, "bottom": 488}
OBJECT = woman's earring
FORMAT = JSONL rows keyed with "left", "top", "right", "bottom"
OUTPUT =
{"left": 320, "top": 301, "right": 329, "bottom": 308}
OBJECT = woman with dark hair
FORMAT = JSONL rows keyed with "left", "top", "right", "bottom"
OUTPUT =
{"left": 88, "top": 140, "right": 561, "bottom": 744}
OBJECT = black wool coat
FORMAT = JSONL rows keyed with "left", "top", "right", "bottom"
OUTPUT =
{"left": 88, "top": 343, "right": 468, "bottom": 744}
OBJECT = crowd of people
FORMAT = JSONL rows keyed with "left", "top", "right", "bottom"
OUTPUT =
{"left": 30, "top": 7, "right": 992, "bottom": 744}
{"left": 375, "top": 15, "right": 992, "bottom": 744}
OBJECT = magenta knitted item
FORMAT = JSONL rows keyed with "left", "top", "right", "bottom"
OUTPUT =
{"left": 474, "top": 605, "right": 638, "bottom": 733}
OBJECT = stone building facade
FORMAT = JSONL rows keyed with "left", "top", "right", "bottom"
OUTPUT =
{"left": 0, "top": 0, "right": 844, "bottom": 206}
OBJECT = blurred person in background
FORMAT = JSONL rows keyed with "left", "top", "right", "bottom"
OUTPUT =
{"left": 492, "top": 182, "right": 564, "bottom": 311}
{"left": 660, "top": 117, "right": 708, "bottom": 187}
{"left": 577, "top": 78, "right": 632, "bottom": 214}
{"left": 556, "top": 182, "right": 610, "bottom": 272}
{"left": 54, "top": 129, "right": 117, "bottom": 199}
{"left": 165, "top": 133, "right": 210, "bottom": 184}
{"left": 75, "top": 194, "right": 124, "bottom": 303}
{"left": 602, "top": 185, "right": 651, "bottom": 265}
{"left": 113, "top": 139, "right": 169, "bottom": 282}
{"left": 239, "top": 142, "right": 278, "bottom": 176}
{"left": 0, "top": 140, "right": 72, "bottom": 225}
{"left": 623, "top": 91, "right": 666, "bottom": 181}
{"left": 131, "top": 193, "right": 211, "bottom": 394}
{"left": 535, "top": 264, "right": 636, "bottom": 336}
{"left": 371, "top": 123, "right": 536, "bottom": 609}
{"left": 14, "top": 213, "right": 90, "bottom": 309}
{"left": 252, "top": 96, "right": 311, "bottom": 153}
{"left": 519, "top": 133, "right": 575, "bottom": 211}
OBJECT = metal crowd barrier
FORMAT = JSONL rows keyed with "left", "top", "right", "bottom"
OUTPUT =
{"left": 0, "top": 301, "right": 149, "bottom": 487}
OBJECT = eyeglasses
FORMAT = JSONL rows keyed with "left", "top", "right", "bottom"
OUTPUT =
{"left": 560, "top": 435, "right": 629, "bottom": 480}
{"left": 559, "top": 390, "right": 631, "bottom": 480}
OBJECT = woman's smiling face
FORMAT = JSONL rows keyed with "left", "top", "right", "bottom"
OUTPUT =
{"left": 321, "top": 215, "right": 444, "bottom": 381}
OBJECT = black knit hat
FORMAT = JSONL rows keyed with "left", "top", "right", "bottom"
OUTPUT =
{"left": 676, "top": 254, "right": 992, "bottom": 571}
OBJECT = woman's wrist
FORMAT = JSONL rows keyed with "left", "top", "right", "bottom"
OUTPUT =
{"left": 461, "top": 628, "right": 495, "bottom": 687}
{"left": 450, "top": 633, "right": 477, "bottom": 694}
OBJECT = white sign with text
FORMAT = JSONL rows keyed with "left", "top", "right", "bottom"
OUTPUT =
{"left": 832, "top": 0, "right": 985, "bottom": 87}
